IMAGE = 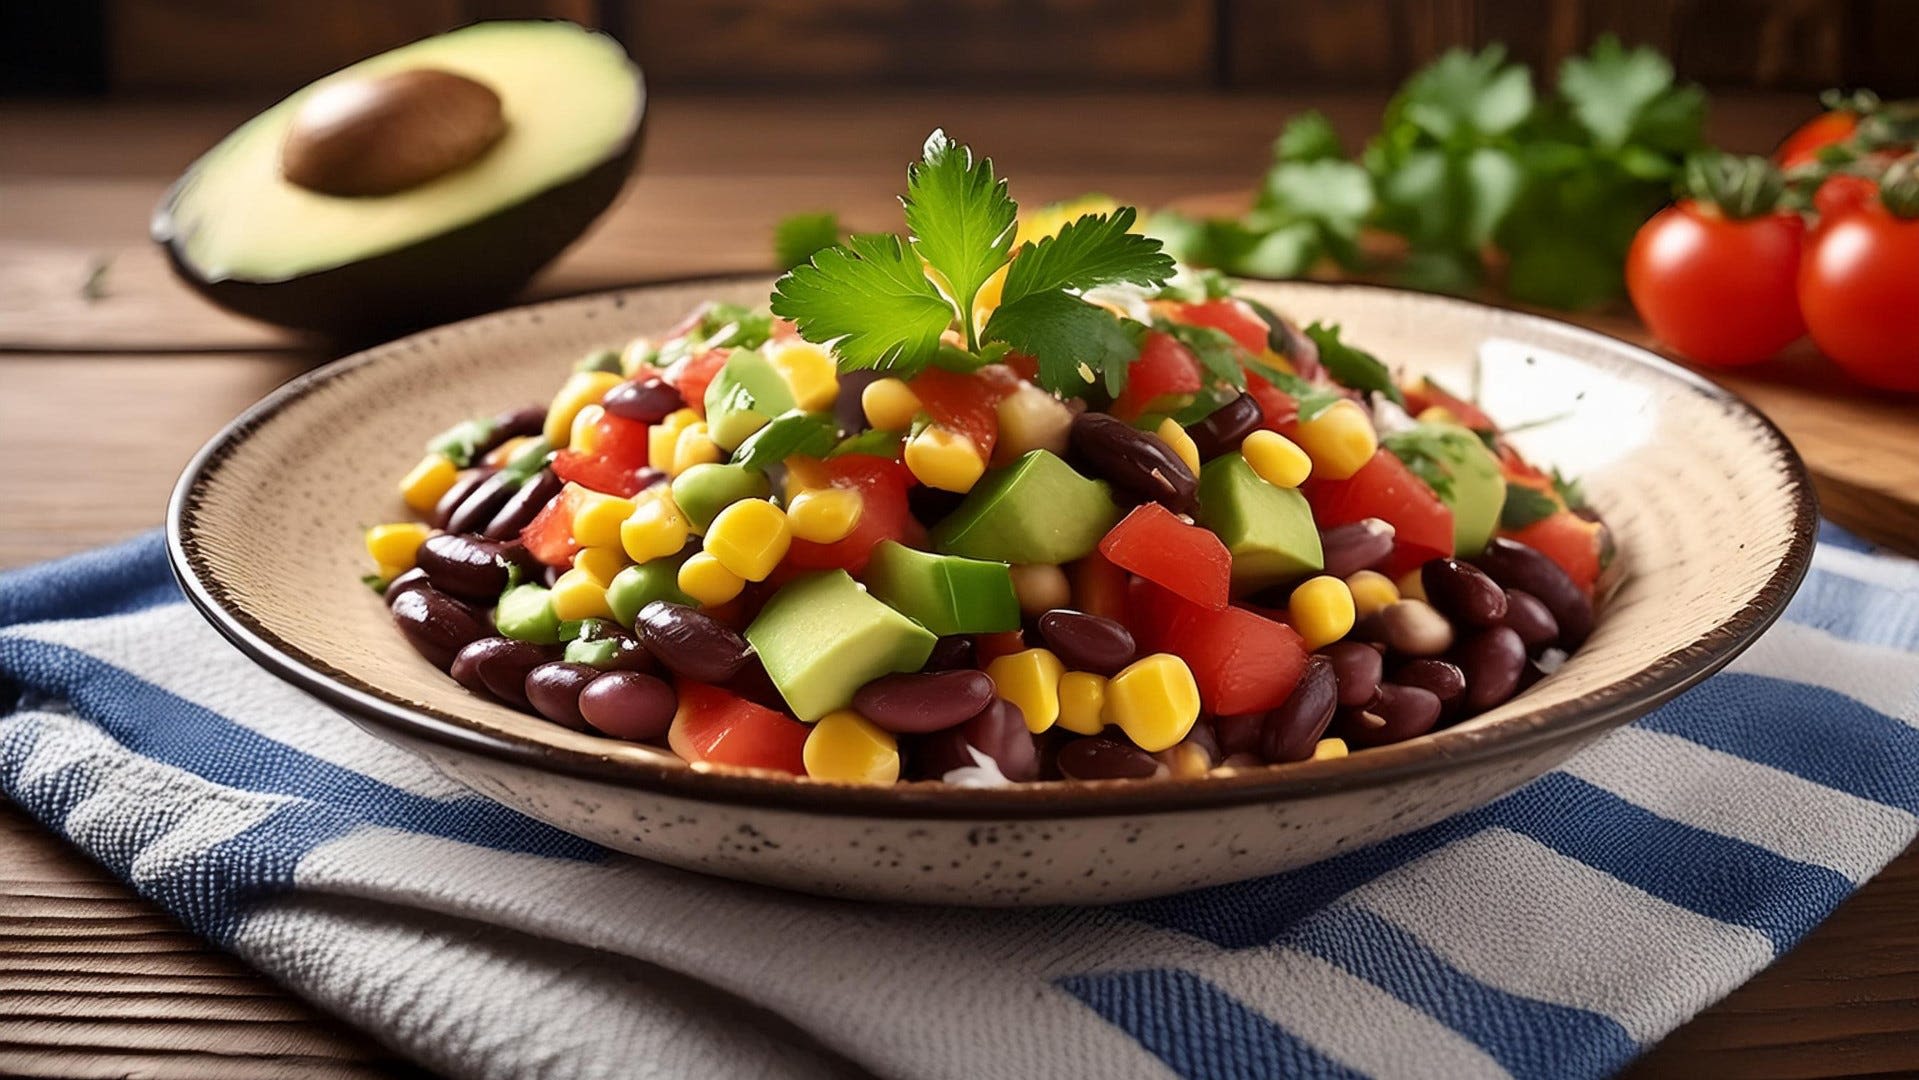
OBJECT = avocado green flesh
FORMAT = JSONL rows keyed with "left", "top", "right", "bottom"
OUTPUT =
{"left": 704, "top": 350, "right": 796, "bottom": 451}
{"left": 160, "top": 21, "right": 643, "bottom": 283}
{"left": 495, "top": 584, "right": 560, "bottom": 644}
{"left": 929, "top": 450, "right": 1119, "bottom": 565}
{"left": 1196, "top": 455, "right": 1323, "bottom": 592}
{"left": 862, "top": 540, "right": 1020, "bottom": 637}
{"left": 1426, "top": 425, "right": 1508, "bottom": 556}
{"left": 745, "top": 571, "right": 938, "bottom": 722}
{"left": 606, "top": 559, "right": 692, "bottom": 626}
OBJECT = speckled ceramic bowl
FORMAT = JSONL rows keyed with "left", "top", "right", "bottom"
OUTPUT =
{"left": 169, "top": 277, "right": 1815, "bottom": 905}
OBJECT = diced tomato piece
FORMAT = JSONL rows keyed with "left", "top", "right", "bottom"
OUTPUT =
{"left": 666, "top": 348, "right": 729, "bottom": 418}
{"left": 1504, "top": 510, "right": 1605, "bottom": 595}
{"left": 668, "top": 682, "right": 808, "bottom": 775}
{"left": 1070, "top": 550, "right": 1130, "bottom": 622}
{"left": 1111, "top": 330, "right": 1203, "bottom": 421}
{"left": 1128, "top": 578, "right": 1309, "bottom": 716}
{"left": 551, "top": 412, "right": 656, "bottom": 496}
{"left": 1401, "top": 376, "right": 1495, "bottom": 431}
{"left": 783, "top": 454, "right": 913, "bottom": 575}
{"left": 1098, "top": 502, "right": 1231, "bottom": 610}
{"left": 1002, "top": 351, "right": 1040, "bottom": 382}
{"left": 1243, "top": 370, "right": 1300, "bottom": 438}
{"left": 909, "top": 367, "right": 1001, "bottom": 460}
{"left": 1304, "top": 450, "right": 1454, "bottom": 578}
{"left": 769, "top": 317, "right": 801, "bottom": 341}
{"left": 1161, "top": 299, "right": 1269, "bottom": 355}
{"left": 1495, "top": 442, "right": 1551, "bottom": 487}
{"left": 520, "top": 483, "right": 590, "bottom": 567}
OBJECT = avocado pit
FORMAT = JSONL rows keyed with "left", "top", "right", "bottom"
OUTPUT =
{"left": 282, "top": 68, "right": 507, "bottom": 197}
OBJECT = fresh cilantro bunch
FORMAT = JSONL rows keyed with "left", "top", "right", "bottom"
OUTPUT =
{"left": 771, "top": 131, "right": 1176, "bottom": 396}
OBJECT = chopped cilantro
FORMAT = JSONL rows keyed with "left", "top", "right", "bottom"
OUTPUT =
{"left": 426, "top": 416, "right": 499, "bottom": 468}
{"left": 1381, "top": 427, "right": 1459, "bottom": 499}
{"left": 1552, "top": 466, "right": 1588, "bottom": 511}
{"left": 731, "top": 411, "right": 839, "bottom": 471}
{"left": 1500, "top": 484, "right": 1559, "bottom": 529}
{"left": 1304, "top": 322, "right": 1405, "bottom": 407}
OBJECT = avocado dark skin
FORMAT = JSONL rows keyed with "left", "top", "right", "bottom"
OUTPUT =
{"left": 154, "top": 125, "right": 643, "bottom": 344}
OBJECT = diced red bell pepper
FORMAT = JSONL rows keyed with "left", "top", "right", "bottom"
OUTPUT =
{"left": 1128, "top": 578, "right": 1309, "bottom": 716}
{"left": 1243, "top": 370, "right": 1300, "bottom": 438}
{"left": 1503, "top": 510, "right": 1606, "bottom": 596}
{"left": 1304, "top": 450, "right": 1454, "bottom": 578}
{"left": 782, "top": 454, "right": 913, "bottom": 575}
{"left": 1110, "top": 330, "right": 1203, "bottom": 421}
{"left": 1401, "top": 376, "right": 1495, "bottom": 431}
{"left": 551, "top": 412, "right": 656, "bottom": 496}
{"left": 665, "top": 348, "right": 729, "bottom": 418}
{"left": 520, "top": 483, "right": 590, "bottom": 567}
{"left": 909, "top": 367, "right": 1001, "bottom": 460}
{"left": 667, "top": 682, "right": 808, "bottom": 775}
{"left": 1161, "top": 298, "right": 1269, "bottom": 355}
{"left": 1098, "top": 502, "right": 1231, "bottom": 610}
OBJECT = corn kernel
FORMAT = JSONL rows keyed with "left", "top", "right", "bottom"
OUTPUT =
{"left": 1256, "top": 348, "right": 1296, "bottom": 377}
{"left": 1417, "top": 405, "right": 1461, "bottom": 427}
{"left": 786, "top": 486, "right": 862, "bottom": 543}
{"left": 620, "top": 338, "right": 655, "bottom": 377}
{"left": 1055, "top": 671, "right": 1108, "bottom": 736}
{"left": 985, "top": 648, "right": 1067, "bottom": 733}
{"left": 1289, "top": 574, "right": 1357, "bottom": 650}
{"left": 1154, "top": 417, "right": 1202, "bottom": 475}
{"left": 671, "top": 421, "right": 721, "bottom": 478}
{"left": 569, "top": 403, "right": 606, "bottom": 454}
{"left": 766, "top": 341, "right": 840, "bottom": 411}
{"left": 992, "top": 380, "right": 1074, "bottom": 466}
{"left": 905, "top": 426, "right": 986, "bottom": 493}
{"left": 703, "top": 499, "right": 791, "bottom": 581}
{"left": 550, "top": 567, "right": 615, "bottom": 621}
{"left": 483, "top": 435, "right": 536, "bottom": 469}
{"left": 1294, "top": 399, "right": 1378, "bottom": 481}
{"left": 572, "top": 491, "right": 637, "bottom": 549}
{"left": 972, "top": 263, "right": 1009, "bottom": 330}
{"left": 861, "top": 378, "right": 922, "bottom": 431}
{"left": 802, "top": 709, "right": 900, "bottom": 784}
{"left": 365, "top": 523, "right": 432, "bottom": 572}
{"left": 648, "top": 408, "right": 701, "bottom": 472}
{"left": 573, "top": 545, "right": 627, "bottom": 586}
{"left": 1311, "top": 737, "right": 1350, "bottom": 761}
{"left": 398, "top": 454, "right": 458, "bottom": 515}
{"left": 1240, "top": 429, "right": 1313, "bottom": 488}
{"left": 1396, "top": 568, "right": 1428, "bottom": 603}
{"left": 1010, "top": 563, "right": 1070, "bottom": 617}
{"left": 543, "top": 370, "right": 623, "bottom": 447}
{"left": 677, "top": 551, "right": 746, "bottom": 607}
{"left": 620, "top": 491, "right": 691, "bottom": 563}
{"left": 1346, "top": 569, "right": 1400, "bottom": 618}
{"left": 1103, "top": 653, "right": 1200, "bottom": 752}
{"left": 1158, "top": 741, "right": 1212, "bottom": 778}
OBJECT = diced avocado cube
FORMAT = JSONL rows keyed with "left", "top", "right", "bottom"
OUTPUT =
{"left": 1428, "top": 424, "right": 1507, "bottom": 556}
{"left": 1196, "top": 455, "right": 1323, "bottom": 592}
{"left": 862, "top": 540, "right": 1020, "bottom": 636}
{"left": 745, "top": 570, "right": 938, "bottom": 721}
{"left": 704, "top": 348, "right": 797, "bottom": 451}
{"left": 565, "top": 636, "right": 620, "bottom": 666}
{"left": 607, "top": 558, "right": 693, "bottom": 626}
{"left": 671, "top": 463, "right": 771, "bottom": 533}
{"left": 929, "top": 450, "right": 1119, "bottom": 564}
{"left": 495, "top": 584, "right": 562, "bottom": 644}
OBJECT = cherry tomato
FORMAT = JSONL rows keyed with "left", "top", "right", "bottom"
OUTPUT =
{"left": 1626, "top": 201, "right": 1806, "bottom": 367}
{"left": 1813, "top": 174, "right": 1881, "bottom": 226}
{"left": 1776, "top": 110, "right": 1859, "bottom": 169}
{"left": 1098, "top": 502, "right": 1232, "bottom": 610}
{"left": 1799, "top": 204, "right": 1919, "bottom": 391}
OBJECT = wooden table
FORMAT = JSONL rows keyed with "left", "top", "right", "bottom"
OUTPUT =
{"left": 2, "top": 92, "right": 1916, "bottom": 1078}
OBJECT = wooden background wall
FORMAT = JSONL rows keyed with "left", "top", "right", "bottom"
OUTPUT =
{"left": 5, "top": 0, "right": 1916, "bottom": 98}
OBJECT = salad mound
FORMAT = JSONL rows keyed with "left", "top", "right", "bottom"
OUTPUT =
{"left": 364, "top": 132, "right": 1610, "bottom": 786}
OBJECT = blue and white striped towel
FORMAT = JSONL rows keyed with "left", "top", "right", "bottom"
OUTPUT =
{"left": 2, "top": 525, "right": 1916, "bottom": 1080}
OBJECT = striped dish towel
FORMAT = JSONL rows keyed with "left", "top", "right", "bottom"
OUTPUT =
{"left": 2, "top": 527, "right": 1915, "bottom": 1080}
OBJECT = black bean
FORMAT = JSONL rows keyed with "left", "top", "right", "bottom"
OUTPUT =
{"left": 915, "top": 698, "right": 1038, "bottom": 782}
{"left": 1213, "top": 712, "right": 1264, "bottom": 759}
{"left": 1471, "top": 537, "right": 1594, "bottom": 648}
{"left": 579, "top": 671, "right": 678, "bottom": 741}
{"left": 1036, "top": 609, "right": 1136, "bottom": 676}
{"left": 1069, "top": 412, "right": 1198, "bottom": 514}
{"left": 1320, "top": 641, "right": 1384, "bottom": 710}
{"left": 922, "top": 636, "right": 975, "bottom": 672}
{"left": 1339, "top": 683, "right": 1442, "bottom": 747}
{"left": 432, "top": 467, "right": 496, "bottom": 529}
{"left": 1421, "top": 558, "right": 1508, "bottom": 628}
{"left": 450, "top": 636, "right": 554, "bottom": 708}
{"left": 492, "top": 403, "right": 547, "bottom": 439}
{"left": 390, "top": 586, "right": 492, "bottom": 671}
{"left": 383, "top": 566, "right": 433, "bottom": 607}
{"left": 1186, "top": 392, "right": 1263, "bottom": 461}
{"left": 1057, "top": 736, "right": 1165, "bottom": 780}
{"left": 1502, "top": 589, "right": 1560, "bottom": 652}
{"left": 483, "top": 468, "right": 563, "bottom": 540}
{"left": 633, "top": 601, "right": 750, "bottom": 684}
{"left": 525, "top": 661, "right": 599, "bottom": 730}
{"left": 602, "top": 377, "right": 684, "bottom": 424}
{"left": 1392, "top": 658, "right": 1466, "bottom": 709}
{"left": 1261, "top": 655, "right": 1338, "bottom": 763}
{"left": 1319, "top": 519, "right": 1396, "bottom": 579}
{"left": 853, "top": 670, "right": 996, "bottom": 734}
{"left": 416, "top": 533, "right": 535, "bottom": 603}
{"left": 1453, "top": 625, "right": 1528, "bottom": 712}
{"left": 1376, "top": 599, "right": 1455, "bottom": 657}
{"left": 444, "top": 470, "right": 519, "bottom": 536}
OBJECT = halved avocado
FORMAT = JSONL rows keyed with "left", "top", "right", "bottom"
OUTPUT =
{"left": 152, "top": 21, "right": 645, "bottom": 339}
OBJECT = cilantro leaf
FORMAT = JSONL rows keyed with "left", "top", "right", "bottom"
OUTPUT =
{"left": 1274, "top": 110, "right": 1343, "bottom": 163}
{"left": 771, "top": 233, "right": 956, "bottom": 373}
{"left": 695, "top": 302, "right": 774, "bottom": 350}
{"left": 731, "top": 410, "right": 839, "bottom": 471}
{"left": 1304, "top": 322, "right": 1404, "bottom": 407}
{"left": 426, "top": 416, "right": 499, "bottom": 467}
{"left": 1551, "top": 467, "right": 1588, "bottom": 511}
{"left": 903, "top": 130, "right": 1017, "bottom": 347}
{"left": 999, "top": 208, "right": 1174, "bottom": 305}
{"left": 1391, "top": 45, "right": 1534, "bottom": 141}
{"left": 1242, "top": 353, "right": 1343, "bottom": 421}
{"left": 828, "top": 429, "right": 905, "bottom": 460}
{"left": 1157, "top": 321, "right": 1247, "bottom": 390}
{"left": 1500, "top": 484, "right": 1558, "bottom": 529}
{"left": 774, "top": 211, "right": 841, "bottom": 270}
{"left": 1380, "top": 428, "right": 1458, "bottom": 499}
{"left": 1261, "top": 159, "right": 1375, "bottom": 243}
{"left": 984, "top": 292, "right": 1139, "bottom": 397}
{"left": 1558, "top": 36, "right": 1686, "bottom": 152}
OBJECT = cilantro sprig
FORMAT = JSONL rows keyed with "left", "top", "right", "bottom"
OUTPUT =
{"left": 772, "top": 131, "right": 1176, "bottom": 397}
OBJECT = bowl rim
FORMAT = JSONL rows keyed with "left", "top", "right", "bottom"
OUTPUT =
{"left": 168, "top": 275, "right": 1818, "bottom": 820}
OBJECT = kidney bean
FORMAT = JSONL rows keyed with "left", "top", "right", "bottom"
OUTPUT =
{"left": 390, "top": 586, "right": 492, "bottom": 670}
{"left": 1421, "top": 558, "right": 1508, "bottom": 628}
{"left": 832, "top": 369, "right": 883, "bottom": 436}
{"left": 485, "top": 404, "right": 547, "bottom": 449}
{"left": 1501, "top": 589, "right": 1560, "bottom": 652}
{"left": 1339, "top": 683, "right": 1442, "bottom": 747}
{"left": 916, "top": 698, "right": 1039, "bottom": 783}
{"left": 1213, "top": 712, "right": 1263, "bottom": 759}
{"left": 1069, "top": 412, "right": 1198, "bottom": 514}
{"left": 1453, "top": 625, "right": 1528, "bottom": 712}
{"left": 1186, "top": 392, "right": 1263, "bottom": 461}
{"left": 383, "top": 566, "right": 432, "bottom": 607}
{"left": 922, "top": 635, "right": 975, "bottom": 672}
{"left": 416, "top": 533, "right": 536, "bottom": 602}
{"left": 1036, "top": 609, "right": 1136, "bottom": 676}
{"left": 579, "top": 671, "right": 678, "bottom": 741}
{"left": 633, "top": 601, "right": 751, "bottom": 684}
{"left": 1392, "top": 658, "right": 1466, "bottom": 710}
{"left": 1261, "top": 655, "right": 1338, "bottom": 763}
{"left": 853, "top": 670, "right": 996, "bottom": 733}
{"left": 525, "top": 661, "right": 598, "bottom": 730}
{"left": 1058, "top": 736, "right": 1166, "bottom": 780}
{"left": 1319, "top": 519, "right": 1396, "bottom": 579}
{"left": 483, "top": 468, "right": 563, "bottom": 540}
{"left": 1320, "top": 641, "right": 1383, "bottom": 710}
{"left": 432, "top": 467, "right": 496, "bottom": 528}
{"left": 1182, "top": 720, "right": 1221, "bottom": 763}
{"left": 1376, "top": 599, "right": 1455, "bottom": 657}
{"left": 602, "top": 377, "right": 683, "bottom": 424}
{"left": 450, "top": 636, "right": 554, "bottom": 708}
{"left": 1471, "top": 537, "right": 1594, "bottom": 648}
{"left": 444, "top": 470, "right": 519, "bottom": 536}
